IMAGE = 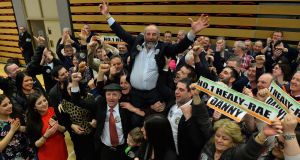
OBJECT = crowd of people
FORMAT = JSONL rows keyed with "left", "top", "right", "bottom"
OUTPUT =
{"left": 0, "top": 0, "right": 300, "bottom": 160}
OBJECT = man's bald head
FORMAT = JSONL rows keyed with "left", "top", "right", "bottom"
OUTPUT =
{"left": 144, "top": 25, "right": 160, "bottom": 36}
{"left": 144, "top": 25, "right": 160, "bottom": 49}
{"left": 257, "top": 73, "right": 273, "bottom": 90}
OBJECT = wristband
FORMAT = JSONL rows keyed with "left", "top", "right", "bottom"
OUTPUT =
{"left": 42, "top": 135, "right": 48, "bottom": 139}
{"left": 283, "top": 134, "right": 296, "bottom": 140}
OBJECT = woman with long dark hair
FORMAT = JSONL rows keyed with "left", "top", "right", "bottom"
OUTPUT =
{"left": 0, "top": 94, "right": 34, "bottom": 159}
{"left": 138, "top": 114, "right": 178, "bottom": 160}
{"left": 272, "top": 58, "right": 291, "bottom": 86}
{"left": 26, "top": 91, "right": 68, "bottom": 160}
{"left": 11, "top": 71, "right": 45, "bottom": 119}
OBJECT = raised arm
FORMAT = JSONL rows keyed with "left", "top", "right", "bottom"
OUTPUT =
{"left": 70, "top": 72, "right": 96, "bottom": 111}
{"left": 233, "top": 118, "right": 283, "bottom": 160}
{"left": 283, "top": 111, "right": 300, "bottom": 158}
{"left": 99, "top": 0, "right": 135, "bottom": 46}
{"left": 165, "top": 14, "right": 210, "bottom": 56}
{"left": 87, "top": 40, "right": 101, "bottom": 71}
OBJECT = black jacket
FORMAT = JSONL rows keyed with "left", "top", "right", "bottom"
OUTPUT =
{"left": 48, "top": 82, "right": 73, "bottom": 132}
{"left": 199, "top": 134, "right": 263, "bottom": 160}
{"left": 71, "top": 91, "right": 133, "bottom": 152}
{"left": 166, "top": 101, "right": 213, "bottom": 160}
{"left": 0, "top": 76, "right": 16, "bottom": 98}
{"left": 27, "top": 46, "right": 62, "bottom": 93}
{"left": 109, "top": 21, "right": 194, "bottom": 87}
{"left": 18, "top": 31, "right": 33, "bottom": 51}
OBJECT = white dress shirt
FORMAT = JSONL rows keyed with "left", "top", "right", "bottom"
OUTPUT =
{"left": 168, "top": 99, "right": 192, "bottom": 154}
{"left": 101, "top": 104, "right": 124, "bottom": 147}
{"left": 107, "top": 17, "right": 196, "bottom": 90}
{"left": 130, "top": 44, "right": 159, "bottom": 90}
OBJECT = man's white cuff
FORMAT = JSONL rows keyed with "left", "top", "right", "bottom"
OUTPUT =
{"left": 187, "top": 31, "right": 196, "bottom": 42}
{"left": 107, "top": 17, "right": 115, "bottom": 26}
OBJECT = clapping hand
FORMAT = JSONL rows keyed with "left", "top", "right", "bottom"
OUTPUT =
{"left": 44, "top": 122, "right": 59, "bottom": 138}
{"left": 10, "top": 118, "right": 20, "bottom": 133}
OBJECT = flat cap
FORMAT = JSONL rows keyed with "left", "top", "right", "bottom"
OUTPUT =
{"left": 103, "top": 83, "right": 122, "bottom": 91}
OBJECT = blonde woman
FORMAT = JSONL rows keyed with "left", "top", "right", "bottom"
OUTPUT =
{"left": 199, "top": 118, "right": 282, "bottom": 160}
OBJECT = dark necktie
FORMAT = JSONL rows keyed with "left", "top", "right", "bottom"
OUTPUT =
{"left": 109, "top": 108, "right": 119, "bottom": 146}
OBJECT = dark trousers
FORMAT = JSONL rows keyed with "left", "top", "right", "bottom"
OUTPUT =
{"left": 22, "top": 48, "right": 33, "bottom": 64}
{"left": 70, "top": 132, "right": 96, "bottom": 160}
{"left": 130, "top": 87, "right": 161, "bottom": 126}
{"left": 99, "top": 143, "right": 126, "bottom": 160}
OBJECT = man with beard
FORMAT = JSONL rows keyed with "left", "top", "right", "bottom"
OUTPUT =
{"left": 99, "top": 0, "right": 209, "bottom": 126}
{"left": 218, "top": 66, "right": 239, "bottom": 88}
{"left": 226, "top": 56, "right": 249, "bottom": 93}
{"left": 48, "top": 65, "right": 74, "bottom": 139}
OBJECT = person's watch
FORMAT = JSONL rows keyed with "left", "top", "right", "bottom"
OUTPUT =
{"left": 283, "top": 134, "right": 296, "bottom": 140}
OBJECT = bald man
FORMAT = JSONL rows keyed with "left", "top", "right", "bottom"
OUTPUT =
{"left": 99, "top": 0, "right": 209, "bottom": 126}
{"left": 257, "top": 73, "right": 273, "bottom": 91}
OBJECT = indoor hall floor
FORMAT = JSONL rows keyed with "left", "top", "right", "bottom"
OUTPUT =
{"left": 0, "top": 63, "right": 76, "bottom": 160}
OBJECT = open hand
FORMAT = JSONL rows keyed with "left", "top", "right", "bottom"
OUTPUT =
{"left": 189, "top": 14, "right": 210, "bottom": 35}
{"left": 282, "top": 110, "right": 298, "bottom": 134}
{"left": 99, "top": 0, "right": 109, "bottom": 16}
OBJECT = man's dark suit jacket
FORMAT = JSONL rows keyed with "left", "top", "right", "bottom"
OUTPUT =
{"left": 71, "top": 91, "right": 132, "bottom": 152}
{"left": 166, "top": 101, "right": 213, "bottom": 160}
{"left": 27, "top": 46, "right": 62, "bottom": 93}
{"left": 19, "top": 31, "right": 34, "bottom": 63}
{"left": 18, "top": 31, "right": 33, "bottom": 51}
{"left": 109, "top": 21, "right": 194, "bottom": 85}
{"left": 0, "top": 76, "right": 16, "bottom": 98}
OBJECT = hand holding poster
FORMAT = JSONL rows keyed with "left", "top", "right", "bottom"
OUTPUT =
{"left": 266, "top": 81, "right": 300, "bottom": 122}
{"left": 265, "top": 97, "right": 288, "bottom": 120}
{"left": 207, "top": 96, "right": 247, "bottom": 122}
{"left": 196, "top": 77, "right": 279, "bottom": 124}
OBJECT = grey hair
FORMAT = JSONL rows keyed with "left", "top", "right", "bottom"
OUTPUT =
{"left": 178, "top": 30, "right": 187, "bottom": 36}
{"left": 63, "top": 27, "right": 71, "bottom": 32}
{"left": 235, "top": 41, "right": 247, "bottom": 51}
{"left": 216, "top": 36, "right": 226, "bottom": 46}
{"left": 254, "top": 40, "right": 263, "bottom": 46}
{"left": 144, "top": 25, "right": 160, "bottom": 35}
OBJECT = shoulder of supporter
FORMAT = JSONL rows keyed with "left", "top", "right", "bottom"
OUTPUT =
{"left": 284, "top": 153, "right": 300, "bottom": 160}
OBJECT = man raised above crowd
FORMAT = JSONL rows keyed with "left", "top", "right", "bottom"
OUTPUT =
{"left": 98, "top": 0, "right": 209, "bottom": 125}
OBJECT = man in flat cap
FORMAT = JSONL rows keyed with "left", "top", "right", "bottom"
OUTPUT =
{"left": 70, "top": 72, "right": 132, "bottom": 160}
